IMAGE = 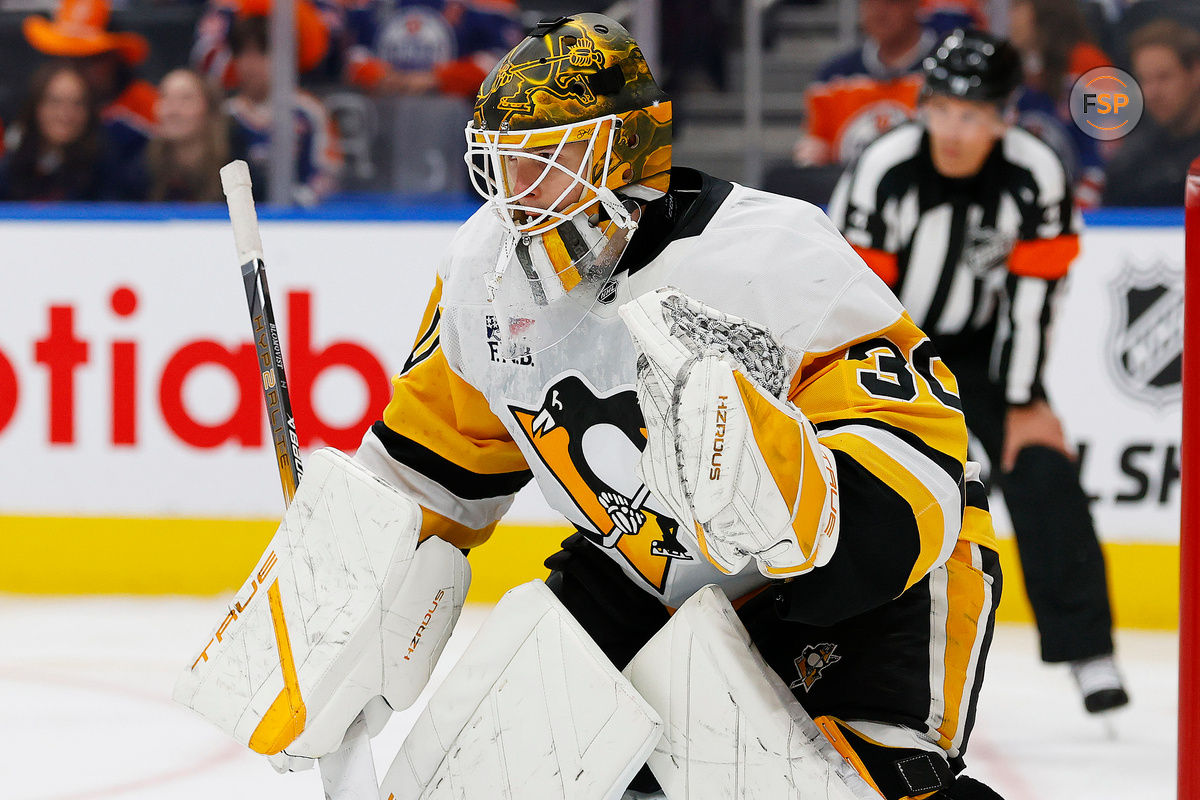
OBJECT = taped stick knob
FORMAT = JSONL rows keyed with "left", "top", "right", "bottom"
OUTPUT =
{"left": 220, "top": 160, "right": 264, "bottom": 262}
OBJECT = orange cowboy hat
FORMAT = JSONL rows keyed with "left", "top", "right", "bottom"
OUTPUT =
{"left": 234, "top": 0, "right": 330, "bottom": 73}
{"left": 23, "top": 0, "right": 149, "bottom": 65}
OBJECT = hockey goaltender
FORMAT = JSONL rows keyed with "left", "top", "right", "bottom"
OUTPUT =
{"left": 175, "top": 13, "right": 1006, "bottom": 800}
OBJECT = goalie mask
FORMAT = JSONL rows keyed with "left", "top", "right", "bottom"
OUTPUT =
{"left": 465, "top": 13, "right": 672, "bottom": 357}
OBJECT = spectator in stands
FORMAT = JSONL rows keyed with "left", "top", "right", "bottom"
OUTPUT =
{"left": 341, "top": 0, "right": 524, "bottom": 99}
{"left": 23, "top": 0, "right": 158, "bottom": 196}
{"left": 192, "top": 0, "right": 333, "bottom": 90}
{"left": 146, "top": 69, "right": 229, "bottom": 203}
{"left": 226, "top": 13, "right": 342, "bottom": 205}
{"left": 920, "top": 0, "right": 988, "bottom": 35}
{"left": 0, "top": 64, "right": 116, "bottom": 201}
{"left": 659, "top": 0, "right": 729, "bottom": 94}
{"left": 1104, "top": 19, "right": 1200, "bottom": 206}
{"left": 792, "top": 0, "right": 937, "bottom": 167}
{"left": 1008, "top": 0, "right": 1111, "bottom": 206}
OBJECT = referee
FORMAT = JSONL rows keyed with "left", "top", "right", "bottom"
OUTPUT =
{"left": 828, "top": 29, "right": 1129, "bottom": 714}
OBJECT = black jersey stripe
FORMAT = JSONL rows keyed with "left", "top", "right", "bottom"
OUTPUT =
{"left": 773, "top": 450, "right": 921, "bottom": 625}
{"left": 815, "top": 416, "right": 965, "bottom": 486}
{"left": 370, "top": 420, "right": 533, "bottom": 500}
{"left": 402, "top": 307, "right": 441, "bottom": 375}
{"left": 965, "top": 476, "right": 990, "bottom": 511}
{"left": 921, "top": 201, "right": 971, "bottom": 329}
{"left": 1029, "top": 278, "right": 1059, "bottom": 400}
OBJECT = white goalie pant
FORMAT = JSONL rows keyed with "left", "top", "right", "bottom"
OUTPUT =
{"left": 619, "top": 288, "right": 840, "bottom": 579}
{"left": 623, "top": 585, "right": 881, "bottom": 800}
{"left": 380, "top": 580, "right": 663, "bottom": 800}
{"left": 173, "top": 448, "right": 468, "bottom": 761}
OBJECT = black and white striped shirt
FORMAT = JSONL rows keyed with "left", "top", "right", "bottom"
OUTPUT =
{"left": 828, "top": 121, "right": 1082, "bottom": 405}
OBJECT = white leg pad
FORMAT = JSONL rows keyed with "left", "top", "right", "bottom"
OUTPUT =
{"left": 622, "top": 585, "right": 880, "bottom": 799}
{"left": 174, "top": 447, "right": 469, "bottom": 759}
{"left": 380, "top": 580, "right": 663, "bottom": 800}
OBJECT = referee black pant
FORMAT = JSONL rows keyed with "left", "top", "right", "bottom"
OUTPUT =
{"left": 949, "top": 354, "right": 1115, "bottom": 663}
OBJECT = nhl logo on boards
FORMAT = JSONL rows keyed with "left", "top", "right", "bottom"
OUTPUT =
{"left": 789, "top": 643, "right": 841, "bottom": 693}
{"left": 1107, "top": 263, "right": 1183, "bottom": 408}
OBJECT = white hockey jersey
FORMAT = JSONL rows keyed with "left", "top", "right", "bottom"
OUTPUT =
{"left": 356, "top": 169, "right": 995, "bottom": 609}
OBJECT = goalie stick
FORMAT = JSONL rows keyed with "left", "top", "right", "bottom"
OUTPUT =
{"left": 220, "top": 160, "right": 380, "bottom": 800}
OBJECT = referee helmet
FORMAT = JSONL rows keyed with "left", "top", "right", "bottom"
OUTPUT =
{"left": 922, "top": 29, "right": 1023, "bottom": 106}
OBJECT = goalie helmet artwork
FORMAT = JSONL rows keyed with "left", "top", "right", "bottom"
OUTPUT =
{"left": 465, "top": 13, "right": 673, "bottom": 357}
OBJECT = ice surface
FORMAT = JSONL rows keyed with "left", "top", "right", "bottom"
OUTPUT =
{"left": 0, "top": 596, "right": 1176, "bottom": 799}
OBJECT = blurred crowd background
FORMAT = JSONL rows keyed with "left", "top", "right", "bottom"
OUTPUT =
{"left": 0, "top": 0, "right": 1196, "bottom": 207}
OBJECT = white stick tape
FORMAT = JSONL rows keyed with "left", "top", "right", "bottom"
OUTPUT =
{"left": 220, "top": 160, "right": 264, "bottom": 263}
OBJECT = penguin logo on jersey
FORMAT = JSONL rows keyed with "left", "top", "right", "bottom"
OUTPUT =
{"left": 509, "top": 373, "right": 692, "bottom": 592}
{"left": 789, "top": 643, "right": 842, "bottom": 693}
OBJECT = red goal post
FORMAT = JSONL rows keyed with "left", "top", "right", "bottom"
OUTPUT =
{"left": 1182, "top": 157, "right": 1200, "bottom": 798}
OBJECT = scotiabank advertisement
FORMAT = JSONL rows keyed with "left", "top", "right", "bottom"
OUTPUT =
{"left": 0, "top": 215, "right": 1184, "bottom": 542}
{"left": 0, "top": 219, "right": 452, "bottom": 518}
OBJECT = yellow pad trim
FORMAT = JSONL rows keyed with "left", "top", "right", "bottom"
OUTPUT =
{"left": 732, "top": 371, "right": 829, "bottom": 576}
{"left": 248, "top": 579, "right": 307, "bottom": 755}
{"left": 811, "top": 715, "right": 885, "bottom": 797}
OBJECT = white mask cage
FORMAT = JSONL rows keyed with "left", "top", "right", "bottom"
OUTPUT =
{"left": 464, "top": 115, "right": 636, "bottom": 237}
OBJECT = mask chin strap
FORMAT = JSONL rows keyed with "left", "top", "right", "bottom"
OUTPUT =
{"left": 487, "top": 230, "right": 520, "bottom": 302}
{"left": 595, "top": 185, "right": 639, "bottom": 233}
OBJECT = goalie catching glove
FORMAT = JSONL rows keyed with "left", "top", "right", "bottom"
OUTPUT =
{"left": 173, "top": 448, "right": 468, "bottom": 767}
{"left": 619, "top": 288, "right": 840, "bottom": 578}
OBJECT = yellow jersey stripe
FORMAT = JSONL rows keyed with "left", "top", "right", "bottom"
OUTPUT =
{"left": 820, "top": 430, "right": 955, "bottom": 589}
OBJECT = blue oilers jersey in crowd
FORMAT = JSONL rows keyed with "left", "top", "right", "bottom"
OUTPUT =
{"left": 345, "top": 0, "right": 522, "bottom": 72}
{"left": 226, "top": 92, "right": 341, "bottom": 204}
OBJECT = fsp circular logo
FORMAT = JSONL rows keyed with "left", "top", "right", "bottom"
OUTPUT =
{"left": 1070, "top": 67, "right": 1144, "bottom": 140}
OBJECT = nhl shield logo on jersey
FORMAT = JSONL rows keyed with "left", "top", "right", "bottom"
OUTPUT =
{"left": 508, "top": 373, "right": 691, "bottom": 593}
{"left": 961, "top": 225, "right": 1014, "bottom": 278}
{"left": 789, "top": 643, "right": 842, "bottom": 693}
{"left": 1107, "top": 263, "right": 1183, "bottom": 407}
